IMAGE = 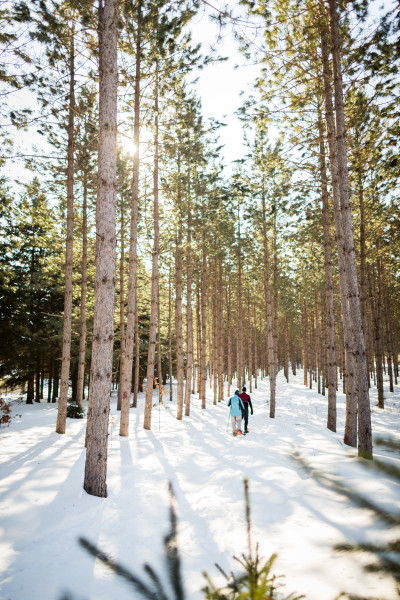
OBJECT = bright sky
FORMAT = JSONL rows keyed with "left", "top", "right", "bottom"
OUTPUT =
{"left": 188, "top": 3, "right": 262, "bottom": 173}
{"left": 2, "top": 3, "right": 260, "bottom": 188}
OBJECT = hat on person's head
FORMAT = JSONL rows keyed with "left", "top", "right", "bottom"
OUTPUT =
{"left": 235, "top": 389, "right": 240, "bottom": 395}
{"left": 242, "top": 386, "right": 246, "bottom": 392}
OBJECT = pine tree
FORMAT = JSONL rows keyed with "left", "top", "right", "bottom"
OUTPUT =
{"left": 83, "top": 0, "right": 118, "bottom": 499}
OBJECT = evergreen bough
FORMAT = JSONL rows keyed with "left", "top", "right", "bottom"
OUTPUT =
{"left": 202, "top": 479, "right": 303, "bottom": 600}
{"left": 66, "top": 402, "right": 85, "bottom": 419}
{"left": 76, "top": 479, "right": 301, "bottom": 600}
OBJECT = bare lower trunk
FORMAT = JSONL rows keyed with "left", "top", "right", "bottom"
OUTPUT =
{"left": 320, "top": 22, "right": 357, "bottom": 447}
{"left": 175, "top": 157, "right": 184, "bottom": 419}
{"left": 218, "top": 261, "right": 224, "bottom": 402}
{"left": 262, "top": 186, "right": 276, "bottom": 417}
{"left": 212, "top": 273, "right": 218, "bottom": 405}
{"left": 227, "top": 275, "right": 232, "bottom": 397}
{"left": 200, "top": 241, "right": 207, "bottom": 408}
{"left": 57, "top": 30, "right": 75, "bottom": 434}
{"left": 248, "top": 292, "right": 253, "bottom": 391}
{"left": 84, "top": 0, "right": 118, "bottom": 497}
{"left": 383, "top": 279, "right": 394, "bottom": 393}
{"left": 119, "top": 1, "right": 141, "bottom": 434}
{"left": 117, "top": 208, "right": 125, "bottom": 411}
{"left": 318, "top": 111, "right": 337, "bottom": 431}
{"left": 369, "top": 266, "right": 384, "bottom": 408}
{"left": 144, "top": 72, "right": 160, "bottom": 430}
{"left": 76, "top": 174, "right": 88, "bottom": 408}
{"left": 157, "top": 280, "right": 162, "bottom": 401}
{"left": 168, "top": 272, "right": 173, "bottom": 401}
{"left": 237, "top": 224, "right": 243, "bottom": 390}
{"left": 328, "top": 0, "right": 372, "bottom": 458}
{"left": 185, "top": 200, "right": 193, "bottom": 416}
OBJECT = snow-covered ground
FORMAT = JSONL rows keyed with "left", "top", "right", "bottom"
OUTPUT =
{"left": 1, "top": 370, "right": 399, "bottom": 600}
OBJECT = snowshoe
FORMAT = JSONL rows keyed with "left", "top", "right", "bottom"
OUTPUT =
{"left": 235, "top": 429, "right": 243, "bottom": 436}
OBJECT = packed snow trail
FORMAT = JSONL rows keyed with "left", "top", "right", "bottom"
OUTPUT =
{"left": 0, "top": 371, "right": 399, "bottom": 600}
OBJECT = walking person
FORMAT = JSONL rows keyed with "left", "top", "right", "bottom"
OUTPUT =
{"left": 227, "top": 389, "right": 245, "bottom": 436}
{"left": 239, "top": 386, "right": 253, "bottom": 433}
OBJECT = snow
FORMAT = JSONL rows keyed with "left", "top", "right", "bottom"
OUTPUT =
{"left": 1, "top": 371, "right": 399, "bottom": 600}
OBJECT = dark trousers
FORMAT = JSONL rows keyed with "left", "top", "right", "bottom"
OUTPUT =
{"left": 242, "top": 406, "right": 249, "bottom": 431}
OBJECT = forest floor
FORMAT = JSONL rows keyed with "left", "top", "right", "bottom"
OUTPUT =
{"left": 1, "top": 370, "right": 399, "bottom": 600}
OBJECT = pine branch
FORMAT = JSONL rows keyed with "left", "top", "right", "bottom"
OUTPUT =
{"left": 291, "top": 451, "right": 400, "bottom": 527}
{"left": 78, "top": 537, "right": 158, "bottom": 600}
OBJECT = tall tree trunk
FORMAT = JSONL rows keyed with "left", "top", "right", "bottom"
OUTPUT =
{"left": 318, "top": 111, "right": 337, "bottom": 431}
{"left": 196, "top": 282, "right": 201, "bottom": 394}
{"left": 212, "top": 270, "right": 218, "bottom": 405}
{"left": 248, "top": 291, "right": 253, "bottom": 391}
{"left": 117, "top": 206, "right": 125, "bottom": 411}
{"left": 175, "top": 155, "right": 184, "bottom": 420}
{"left": 369, "top": 265, "right": 384, "bottom": 408}
{"left": 218, "top": 261, "right": 224, "bottom": 402}
{"left": 185, "top": 194, "right": 193, "bottom": 416}
{"left": 84, "top": 0, "right": 118, "bottom": 498}
{"left": 133, "top": 286, "right": 140, "bottom": 405}
{"left": 254, "top": 304, "right": 258, "bottom": 388}
{"left": 227, "top": 274, "right": 232, "bottom": 397}
{"left": 157, "top": 279, "right": 162, "bottom": 397}
{"left": 52, "top": 355, "right": 59, "bottom": 403}
{"left": 56, "top": 28, "right": 75, "bottom": 434}
{"left": 77, "top": 173, "right": 88, "bottom": 409}
{"left": 302, "top": 304, "right": 308, "bottom": 387}
{"left": 262, "top": 184, "right": 276, "bottom": 417}
{"left": 200, "top": 238, "right": 207, "bottom": 409}
{"left": 358, "top": 170, "right": 369, "bottom": 387}
{"left": 320, "top": 22, "right": 357, "bottom": 448}
{"left": 168, "top": 272, "right": 173, "bottom": 401}
{"left": 119, "top": 1, "right": 141, "bottom": 434}
{"left": 383, "top": 278, "right": 394, "bottom": 393}
{"left": 35, "top": 351, "right": 40, "bottom": 402}
{"left": 144, "top": 68, "right": 160, "bottom": 431}
{"left": 328, "top": 0, "right": 372, "bottom": 458}
{"left": 237, "top": 221, "right": 243, "bottom": 390}
{"left": 273, "top": 209, "right": 279, "bottom": 384}
{"left": 47, "top": 348, "right": 53, "bottom": 403}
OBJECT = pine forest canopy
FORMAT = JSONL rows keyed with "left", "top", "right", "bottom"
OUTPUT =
{"left": 0, "top": 0, "right": 399, "bottom": 495}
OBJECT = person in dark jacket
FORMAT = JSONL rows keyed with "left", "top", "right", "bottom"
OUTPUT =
{"left": 239, "top": 386, "right": 253, "bottom": 433}
{"left": 227, "top": 389, "right": 245, "bottom": 436}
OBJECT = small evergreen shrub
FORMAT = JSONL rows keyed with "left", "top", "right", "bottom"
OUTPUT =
{"left": 202, "top": 479, "right": 303, "bottom": 600}
{"left": 67, "top": 403, "right": 85, "bottom": 419}
{"left": 78, "top": 480, "right": 301, "bottom": 600}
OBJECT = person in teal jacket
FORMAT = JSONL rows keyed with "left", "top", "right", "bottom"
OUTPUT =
{"left": 227, "top": 390, "right": 245, "bottom": 436}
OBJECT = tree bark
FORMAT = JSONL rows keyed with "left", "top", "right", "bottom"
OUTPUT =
{"left": 117, "top": 205, "right": 125, "bottom": 411}
{"left": 144, "top": 69, "right": 160, "bottom": 431}
{"left": 185, "top": 191, "right": 193, "bottom": 416}
{"left": 328, "top": 0, "right": 372, "bottom": 458}
{"left": 318, "top": 111, "right": 337, "bottom": 431}
{"left": 77, "top": 173, "right": 88, "bottom": 409}
{"left": 84, "top": 0, "right": 118, "bottom": 498}
{"left": 168, "top": 271, "right": 173, "bottom": 401}
{"left": 320, "top": 21, "right": 357, "bottom": 447}
{"left": 175, "top": 155, "right": 184, "bottom": 420}
{"left": 200, "top": 238, "right": 207, "bottom": 409}
{"left": 56, "top": 28, "right": 75, "bottom": 434}
{"left": 369, "top": 265, "right": 384, "bottom": 408}
{"left": 237, "top": 220, "right": 243, "bottom": 390}
{"left": 262, "top": 185, "right": 276, "bottom": 417}
{"left": 119, "top": 0, "right": 141, "bottom": 434}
